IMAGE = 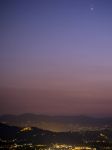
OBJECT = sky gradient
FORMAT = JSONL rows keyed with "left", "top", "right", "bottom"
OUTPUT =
{"left": 0, "top": 0, "right": 112, "bottom": 116}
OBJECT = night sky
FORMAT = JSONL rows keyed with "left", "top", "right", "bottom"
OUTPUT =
{"left": 0, "top": 0, "right": 112, "bottom": 116}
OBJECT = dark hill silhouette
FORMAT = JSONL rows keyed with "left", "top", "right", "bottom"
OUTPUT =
{"left": 0, "top": 114, "right": 112, "bottom": 132}
{"left": 0, "top": 122, "right": 112, "bottom": 146}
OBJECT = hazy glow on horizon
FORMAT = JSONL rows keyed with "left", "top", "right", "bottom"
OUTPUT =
{"left": 0, "top": 0, "right": 112, "bottom": 116}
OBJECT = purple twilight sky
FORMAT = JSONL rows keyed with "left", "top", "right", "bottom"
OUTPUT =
{"left": 0, "top": 0, "right": 112, "bottom": 116}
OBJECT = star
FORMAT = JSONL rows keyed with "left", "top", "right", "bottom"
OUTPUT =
{"left": 90, "top": 7, "right": 94, "bottom": 11}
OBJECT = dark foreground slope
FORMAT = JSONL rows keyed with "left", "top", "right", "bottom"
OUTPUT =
{"left": 0, "top": 122, "right": 112, "bottom": 149}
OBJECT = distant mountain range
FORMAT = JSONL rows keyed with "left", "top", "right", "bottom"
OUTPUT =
{"left": 0, "top": 114, "right": 112, "bottom": 132}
